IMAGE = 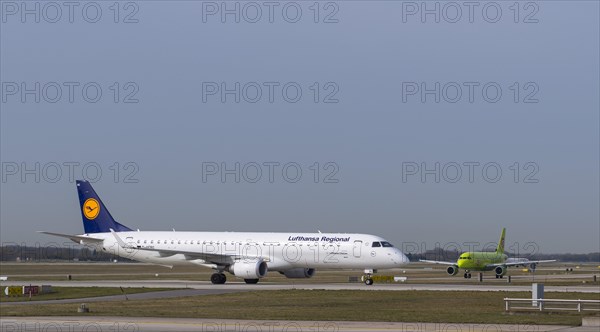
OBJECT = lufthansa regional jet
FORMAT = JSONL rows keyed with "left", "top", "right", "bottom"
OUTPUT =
{"left": 41, "top": 181, "right": 409, "bottom": 285}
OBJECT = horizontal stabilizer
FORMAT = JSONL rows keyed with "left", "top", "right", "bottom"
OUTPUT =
{"left": 38, "top": 231, "right": 104, "bottom": 244}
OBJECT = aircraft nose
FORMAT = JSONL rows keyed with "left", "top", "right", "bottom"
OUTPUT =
{"left": 401, "top": 252, "right": 410, "bottom": 264}
{"left": 395, "top": 249, "right": 410, "bottom": 265}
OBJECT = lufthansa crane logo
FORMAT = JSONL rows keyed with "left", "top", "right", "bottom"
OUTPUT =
{"left": 83, "top": 198, "right": 100, "bottom": 220}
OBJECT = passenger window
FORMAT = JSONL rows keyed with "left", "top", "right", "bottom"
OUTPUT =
{"left": 372, "top": 242, "right": 381, "bottom": 247}
{"left": 137, "top": 240, "right": 140, "bottom": 244}
{"left": 150, "top": 240, "right": 154, "bottom": 244}
{"left": 144, "top": 240, "right": 147, "bottom": 244}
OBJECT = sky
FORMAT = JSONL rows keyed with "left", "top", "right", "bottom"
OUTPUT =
{"left": 1, "top": 1, "right": 598, "bottom": 255}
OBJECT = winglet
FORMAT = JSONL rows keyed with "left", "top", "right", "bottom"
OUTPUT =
{"left": 110, "top": 229, "right": 130, "bottom": 249}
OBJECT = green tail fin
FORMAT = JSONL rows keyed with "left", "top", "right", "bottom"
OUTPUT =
{"left": 496, "top": 228, "right": 506, "bottom": 253}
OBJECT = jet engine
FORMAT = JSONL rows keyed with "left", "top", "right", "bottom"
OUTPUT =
{"left": 495, "top": 265, "right": 507, "bottom": 276}
{"left": 228, "top": 260, "right": 268, "bottom": 279}
{"left": 281, "top": 268, "right": 316, "bottom": 278}
{"left": 446, "top": 265, "right": 459, "bottom": 276}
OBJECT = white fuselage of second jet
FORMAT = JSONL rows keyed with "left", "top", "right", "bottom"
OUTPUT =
{"left": 82, "top": 231, "right": 408, "bottom": 272}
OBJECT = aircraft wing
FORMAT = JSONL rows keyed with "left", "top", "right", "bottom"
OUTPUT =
{"left": 127, "top": 246, "right": 271, "bottom": 265}
{"left": 109, "top": 230, "right": 267, "bottom": 265}
{"left": 38, "top": 231, "right": 104, "bottom": 244}
{"left": 487, "top": 259, "right": 556, "bottom": 268}
{"left": 419, "top": 259, "right": 456, "bottom": 265}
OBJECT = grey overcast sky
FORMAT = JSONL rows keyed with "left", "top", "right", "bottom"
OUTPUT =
{"left": 1, "top": 1, "right": 598, "bottom": 254}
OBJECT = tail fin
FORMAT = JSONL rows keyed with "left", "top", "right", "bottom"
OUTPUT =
{"left": 496, "top": 228, "right": 506, "bottom": 254}
{"left": 77, "top": 180, "right": 132, "bottom": 234}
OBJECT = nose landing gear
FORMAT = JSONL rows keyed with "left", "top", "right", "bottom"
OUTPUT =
{"left": 463, "top": 271, "right": 472, "bottom": 279}
{"left": 362, "top": 269, "right": 376, "bottom": 285}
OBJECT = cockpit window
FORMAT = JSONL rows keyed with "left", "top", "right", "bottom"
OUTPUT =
{"left": 372, "top": 242, "right": 381, "bottom": 247}
{"left": 381, "top": 241, "right": 394, "bottom": 247}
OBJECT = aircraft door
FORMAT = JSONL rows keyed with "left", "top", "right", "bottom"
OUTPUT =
{"left": 353, "top": 240, "right": 362, "bottom": 258}
{"left": 123, "top": 236, "right": 136, "bottom": 256}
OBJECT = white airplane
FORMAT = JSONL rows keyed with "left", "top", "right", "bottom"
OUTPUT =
{"left": 41, "top": 180, "right": 409, "bottom": 285}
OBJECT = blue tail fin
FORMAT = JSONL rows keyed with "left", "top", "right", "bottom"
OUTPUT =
{"left": 77, "top": 180, "right": 132, "bottom": 233}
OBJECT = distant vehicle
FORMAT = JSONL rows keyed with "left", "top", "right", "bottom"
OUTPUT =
{"left": 420, "top": 228, "right": 555, "bottom": 279}
{"left": 41, "top": 180, "right": 409, "bottom": 285}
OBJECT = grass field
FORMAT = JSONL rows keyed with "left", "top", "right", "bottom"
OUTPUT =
{"left": 1, "top": 262, "right": 598, "bottom": 326}
{"left": 1, "top": 290, "right": 599, "bottom": 325}
{"left": 1, "top": 262, "right": 599, "bottom": 286}
{"left": 0, "top": 287, "right": 173, "bottom": 302}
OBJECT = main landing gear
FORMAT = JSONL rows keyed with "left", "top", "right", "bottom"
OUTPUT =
{"left": 463, "top": 271, "right": 472, "bottom": 279}
{"left": 211, "top": 273, "right": 227, "bottom": 284}
{"left": 210, "top": 273, "right": 260, "bottom": 284}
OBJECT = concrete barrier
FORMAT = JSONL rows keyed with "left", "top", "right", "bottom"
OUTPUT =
{"left": 582, "top": 316, "right": 600, "bottom": 327}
